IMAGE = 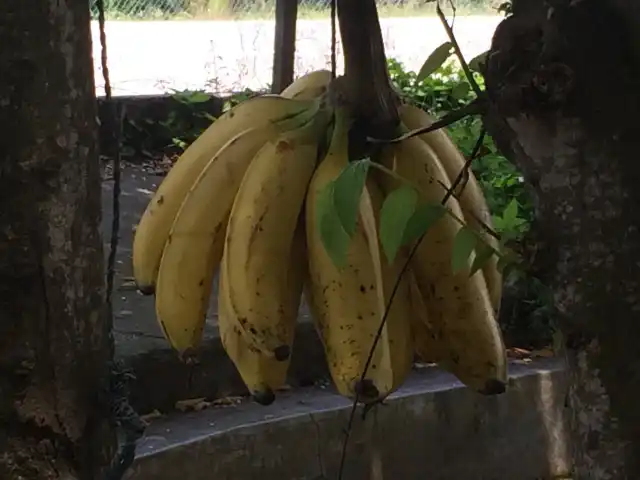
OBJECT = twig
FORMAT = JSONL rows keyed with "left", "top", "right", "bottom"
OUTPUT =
{"left": 436, "top": 1, "right": 482, "bottom": 97}
{"left": 96, "top": 1, "right": 145, "bottom": 478}
{"left": 331, "top": 0, "right": 337, "bottom": 78}
{"left": 367, "top": 98, "right": 486, "bottom": 144}
{"left": 445, "top": 126, "right": 485, "bottom": 204}
{"left": 337, "top": 127, "right": 489, "bottom": 480}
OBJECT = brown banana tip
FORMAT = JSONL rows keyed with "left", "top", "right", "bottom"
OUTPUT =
{"left": 479, "top": 378, "right": 507, "bottom": 396}
{"left": 273, "top": 345, "right": 291, "bottom": 362}
{"left": 137, "top": 284, "right": 156, "bottom": 296}
{"left": 353, "top": 378, "right": 380, "bottom": 402}
{"left": 179, "top": 349, "right": 200, "bottom": 366}
{"left": 252, "top": 389, "right": 276, "bottom": 406}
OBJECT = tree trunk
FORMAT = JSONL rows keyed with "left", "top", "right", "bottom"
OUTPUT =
{"left": 484, "top": 0, "right": 640, "bottom": 477}
{"left": 0, "top": 1, "right": 116, "bottom": 478}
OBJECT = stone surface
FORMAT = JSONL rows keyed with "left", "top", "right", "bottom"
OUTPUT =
{"left": 125, "top": 358, "right": 571, "bottom": 480}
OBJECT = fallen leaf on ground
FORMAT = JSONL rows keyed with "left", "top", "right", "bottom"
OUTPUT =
{"left": 210, "top": 396, "right": 243, "bottom": 407}
{"left": 175, "top": 397, "right": 210, "bottom": 412}
{"left": 140, "top": 410, "right": 164, "bottom": 424}
{"left": 530, "top": 347, "right": 555, "bottom": 358}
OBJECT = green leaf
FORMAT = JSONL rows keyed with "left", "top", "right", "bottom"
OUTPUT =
{"left": 417, "top": 42, "right": 454, "bottom": 81}
{"left": 402, "top": 203, "right": 447, "bottom": 245}
{"left": 451, "top": 226, "right": 478, "bottom": 273}
{"left": 502, "top": 198, "right": 519, "bottom": 226}
{"left": 468, "top": 51, "right": 489, "bottom": 72}
{"left": 451, "top": 82, "right": 471, "bottom": 101}
{"left": 469, "top": 241, "right": 496, "bottom": 277}
{"left": 186, "top": 91, "right": 213, "bottom": 103}
{"left": 316, "top": 182, "right": 351, "bottom": 269}
{"left": 333, "top": 159, "right": 370, "bottom": 237}
{"left": 379, "top": 185, "right": 419, "bottom": 263}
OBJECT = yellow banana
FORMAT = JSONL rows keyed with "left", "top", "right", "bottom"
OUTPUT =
{"left": 222, "top": 111, "right": 330, "bottom": 361}
{"left": 406, "top": 268, "right": 441, "bottom": 365}
{"left": 359, "top": 177, "right": 414, "bottom": 401}
{"left": 398, "top": 103, "right": 502, "bottom": 313}
{"left": 280, "top": 69, "right": 333, "bottom": 100}
{"left": 378, "top": 135, "right": 507, "bottom": 395}
{"left": 218, "top": 221, "right": 307, "bottom": 405}
{"left": 132, "top": 94, "right": 318, "bottom": 294}
{"left": 305, "top": 109, "right": 412, "bottom": 403}
{"left": 153, "top": 124, "right": 282, "bottom": 356}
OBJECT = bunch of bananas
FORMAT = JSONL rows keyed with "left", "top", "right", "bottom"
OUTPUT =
{"left": 132, "top": 69, "right": 507, "bottom": 407}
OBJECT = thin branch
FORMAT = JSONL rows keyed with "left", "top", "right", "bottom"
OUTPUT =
{"left": 331, "top": 0, "right": 337, "bottom": 78}
{"left": 367, "top": 97, "right": 486, "bottom": 144}
{"left": 436, "top": 1, "right": 482, "bottom": 97}
{"left": 445, "top": 126, "right": 485, "bottom": 204}
{"left": 98, "top": 0, "right": 145, "bottom": 478}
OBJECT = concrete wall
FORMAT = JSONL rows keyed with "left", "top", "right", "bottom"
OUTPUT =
{"left": 126, "top": 359, "right": 572, "bottom": 480}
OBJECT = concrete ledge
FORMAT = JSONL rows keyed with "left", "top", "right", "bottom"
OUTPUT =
{"left": 125, "top": 317, "right": 330, "bottom": 414}
{"left": 125, "top": 358, "right": 571, "bottom": 480}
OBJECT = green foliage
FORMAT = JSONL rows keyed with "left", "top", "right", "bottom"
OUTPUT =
{"left": 314, "top": 159, "right": 370, "bottom": 268}
{"left": 416, "top": 42, "right": 455, "bottom": 81}
{"left": 379, "top": 185, "right": 419, "bottom": 263}
{"left": 451, "top": 226, "right": 479, "bottom": 273}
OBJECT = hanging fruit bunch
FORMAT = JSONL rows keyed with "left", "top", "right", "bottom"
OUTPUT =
{"left": 132, "top": 69, "right": 507, "bottom": 407}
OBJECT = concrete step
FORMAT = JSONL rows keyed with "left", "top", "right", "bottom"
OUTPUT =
{"left": 125, "top": 358, "right": 571, "bottom": 480}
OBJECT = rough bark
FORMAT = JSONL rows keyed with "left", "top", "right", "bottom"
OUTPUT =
{"left": 0, "top": 1, "right": 116, "bottom": 478}
{"left": 484, "top": 0, "right": 640, "bottom": 477}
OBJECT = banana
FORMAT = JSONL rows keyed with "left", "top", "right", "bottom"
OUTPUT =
{"left": 305, "top": 109, "right": 413, "bottom": 403}
{"left": 132, "top": 94, "right": 318, "bottom": 294}
{"left": 406, "top": 268, "right": 441, "bottom": 365}
{"left": 153, "top": 124, "right": 285, "bottom": 356}
{"left": 280, "top": 69, "right": 333, "bottom": 100}
{"left": 398, "top": 102, "right": 502, "bottom": 314}
{"left": 222, "top": 110, "right": 330, "bottom": 361}
{"left": 359, "top": 177, "right": 415, "bottom": 401}
{"left": 377, "top": 135, "right": 507, "bottom": 395}
{"left": 218, "top": 220, "right": 307, "bottom": 405}
{"left": 407, "top": 266, "right": 505, "bottom": 390}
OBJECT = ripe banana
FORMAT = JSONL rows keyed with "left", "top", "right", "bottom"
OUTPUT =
{"left": 281, "top": 69, "right": 333, "bottom": 100}
{"left": 153, "top": 124, "right": 287, "bottom": 356}
{"left": 218, "top": 221, "right": 307, "bottom": 405}
{"left": 305, "top": 109, "right": 413, "bottom": 403}
{"left": 398, "top": 103, "right": 502, "bottom": 314}
{"left": 359, "top": 176, "right": 415, "bottom": 401}
{"left": 222, "top": 110, "right": 330, "bottom": 361}
{"left": 378, "top": 134, "right": 507, "bottom": 395}
{"left": 132, "top": 94, "right": 318, "bottom": 294}
{"left": 406, "top": 268, "right": 441, "bottom": 365}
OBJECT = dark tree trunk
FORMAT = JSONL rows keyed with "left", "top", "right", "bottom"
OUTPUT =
{"left": 484, "top": 0, "right": 640, "bottom": 476}
{"left": 0, "top": 1, "right": 116, "bottom": 478}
